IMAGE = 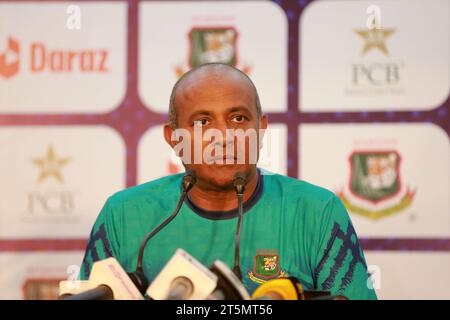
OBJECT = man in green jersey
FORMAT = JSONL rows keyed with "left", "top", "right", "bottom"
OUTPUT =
{"left": 80, "top": 63, "right": 377, "bottom": 300}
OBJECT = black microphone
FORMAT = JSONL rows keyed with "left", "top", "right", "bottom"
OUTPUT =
{"left": 129, "top": 169, "right": 197, "bottom": 294}
{"left": 60, "top": 285, "right": 114, "bottom": 300}
{"left": 232, "top": 172, "right": 247, "bottom": 280}
{"left": 62, "top": 282, "right": 148, "bottom": 301}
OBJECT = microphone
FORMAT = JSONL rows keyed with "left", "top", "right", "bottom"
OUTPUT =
{"left": 59, "top": 258, "right": 145, "bottom": 300}
{"left": 251, "top": 277, "right": 347, "bottom": 300}
{"left": 251, "top": 278, "right": 305, "bottom": 300}
{"left": 130, "top": 169, "right": 197, "bottom": 293}
{"left": 232, "top": 172, "right": 248, "bottom": 280}
{"left": 146, "top": 248, "right": 218, "bottom": 300}
{"left": 182, "top": 168, "right": 197, "bottom": 193}
{"left": 60, "top": 285, "right": 114, "bottom": 300}
{"left": 58, "top": 280, "right": 90, "bottom": 299}
{"left": 208, "top": 260, "right": 250, "bottom": 300}
{"left": 233, "top": 172, "right": 247, "bottom": 196}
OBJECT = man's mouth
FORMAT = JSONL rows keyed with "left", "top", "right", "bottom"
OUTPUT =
{"left": 214, "top": 154, "right": 237, "bottom": 161}
{"left": 203, "top": 154, "right": 238, "bottom": 164}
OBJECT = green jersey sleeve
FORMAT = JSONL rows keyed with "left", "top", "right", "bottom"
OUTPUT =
{"left": 79, "top": 197, "right": 121, "bottom": 280}
{"left": 313, "top": 195, "right": 377, "bottom": 300}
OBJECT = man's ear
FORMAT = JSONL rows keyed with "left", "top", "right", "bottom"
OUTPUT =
{"left": 163, "top": 123, "right": 176, "bottom": 149}
{"left": 258, "top": 114, "right": 268, "bottom": 150}
{"left": 260, "top": 114, "right": 268, "bottom": 131}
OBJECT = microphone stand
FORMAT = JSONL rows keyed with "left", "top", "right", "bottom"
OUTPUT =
{"left": 233, "top": 172, "right": 247, "bottom": 280}
{"left": 128, "top": 170, "right": 197, "bottom": 294}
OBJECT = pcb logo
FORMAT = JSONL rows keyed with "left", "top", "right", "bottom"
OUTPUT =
{"left": 337, "top": 150, "right": 416, "bottom": 221}
{"left": 175, "top": 26, "right": 251, "bottom": 78}
{"left": 247, "top": 250, "right": 288, "bottom": 284}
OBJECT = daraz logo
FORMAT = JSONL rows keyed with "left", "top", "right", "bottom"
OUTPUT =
{"left": 0, "top": 37, "right": 20, "bottom": 79}
{"left": 0, "top": 36, "right": 109, "bottom": 79}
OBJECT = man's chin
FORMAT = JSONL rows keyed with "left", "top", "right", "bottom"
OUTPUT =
{"left": 193, "top": 163, "right": 251, "bottom": 188}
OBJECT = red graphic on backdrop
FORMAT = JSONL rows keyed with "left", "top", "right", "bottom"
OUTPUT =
{"left": 0, "top": 37, "right": 20, "bottom": 79}
{"left": 0, "top": 36, "right": 110, "bottom": 77}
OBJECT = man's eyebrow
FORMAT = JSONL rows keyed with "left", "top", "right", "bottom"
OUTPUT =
{"left": 188, "top": 110, "right": 213, "bottom": 120}
{"left": 227, "top": 106, "right": 253, "bottom": 114}
{"left": 187, "top": 106, "right": 252, "bottom": 122}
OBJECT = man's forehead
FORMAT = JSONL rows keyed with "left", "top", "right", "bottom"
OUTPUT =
{"left": 169, "top": 63, "right": 260, "bottom": 126}
{"left": 176, "top": 65, "right": 255, "bottom": 99}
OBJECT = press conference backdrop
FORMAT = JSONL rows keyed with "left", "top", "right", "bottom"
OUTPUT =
{"left": 0, "top": 0, "right": 449, "bottom": 300}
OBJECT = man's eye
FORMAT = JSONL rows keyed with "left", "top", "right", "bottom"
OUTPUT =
{"left": 194, "top": 119, "right": 210, "bottom": 126}
{"left": 231, "top": 115, "right": 246, "bottom": 123}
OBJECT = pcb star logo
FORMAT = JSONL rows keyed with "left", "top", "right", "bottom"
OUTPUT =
{"left": 354, "top": 27, "right": 395, "bottom": 55}
{"left": 32, "top": 145, "right": 70, "bottom": 184}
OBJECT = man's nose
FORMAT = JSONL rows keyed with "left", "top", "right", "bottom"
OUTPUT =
{"left": 215, "top": 122, "right": 234, "bottom": 148}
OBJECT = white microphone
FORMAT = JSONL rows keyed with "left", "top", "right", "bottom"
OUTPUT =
{"left": 146, "top": 248, "right": 218, "bottom": 300}
{"left": 208, "top": 260, "right": 250, "bottom": 300}
{"left": 59, "top": 258, "right": 145, "bottom": 300}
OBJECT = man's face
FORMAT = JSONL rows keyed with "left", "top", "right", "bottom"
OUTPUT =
{"left": 165, "top": 72, "right": 267, "bottom": 188}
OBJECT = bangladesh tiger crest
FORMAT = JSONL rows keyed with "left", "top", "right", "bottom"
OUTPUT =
{"left": 247, "top": 250, "right": 288, "bottom": 284}
{"left": 189, "top": 27, "right": 237, "bottom": 68}
{"left": 175, "top": 26, "right": 251, "bottom": 78}
{"left": 337, "top": 150, "right": 416, "bottom": 221}
{"left": 350, "top": 151, "right": 400, "bottom": 203}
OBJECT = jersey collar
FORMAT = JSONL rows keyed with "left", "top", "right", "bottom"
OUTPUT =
{"left": 184, "top": 169, "right": 264, "bottom": 220}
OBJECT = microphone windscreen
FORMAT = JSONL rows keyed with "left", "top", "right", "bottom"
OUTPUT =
{"left": 233, "top": 172, "right": 247, "bottom": 186}
{"left": 182, "top": 169, "right": 197, "bottom": 191}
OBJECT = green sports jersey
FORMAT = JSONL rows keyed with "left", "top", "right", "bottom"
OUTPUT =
{"left": 80, "top": 169, "right": 377, "bottom": 300}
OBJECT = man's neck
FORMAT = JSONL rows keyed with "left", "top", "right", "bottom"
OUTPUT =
{"left": 187, "top": 169, "right": 259, "bottom": 212}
